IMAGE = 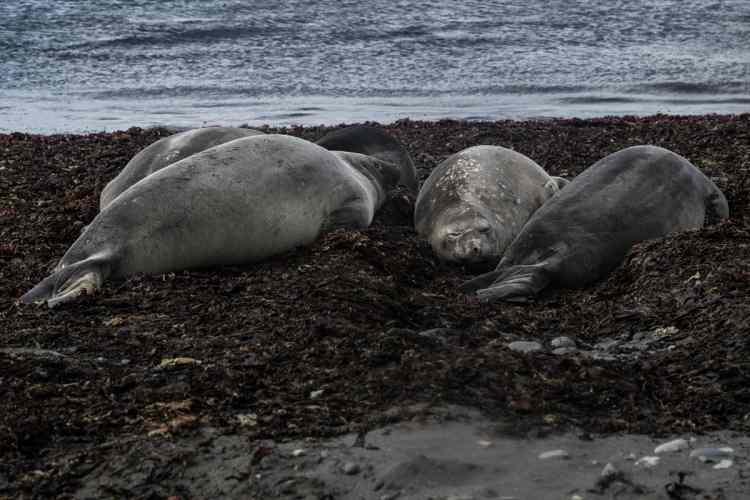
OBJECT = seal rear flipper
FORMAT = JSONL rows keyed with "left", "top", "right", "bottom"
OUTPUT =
{"left": 474, "top": 263, "right": 551, "bottom": 303}
{"left": 551, "top": 176, "right": 570, "bottom": 191}
{"left": 705, "top": 191, "right": 729, "bottom": 225}
{"left": 20, "top": 256, "right": 109, "bottom": 308}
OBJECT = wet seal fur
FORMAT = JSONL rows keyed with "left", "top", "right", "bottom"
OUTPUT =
{"left": 100, "top": 126, "right": 265, "bottom": 209}
{"left": 463, "top": 145, "right": 729, "bottom": 302}
{"left": 22, "top": 135, "right": 400, "bottom": 307}
{"left": 316, "top": 125, "right": 418, "bottom": 193}
{"left": 414, "top": 145, "right": 567, "bottom": 266}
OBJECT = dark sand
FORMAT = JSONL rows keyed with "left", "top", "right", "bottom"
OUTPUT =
{"left": 1, "top": 115, "right": 749, "bottom": 499}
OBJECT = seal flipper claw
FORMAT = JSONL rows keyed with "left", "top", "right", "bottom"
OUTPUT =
{"left": 460, "top": 269, "right": 503, "bottom": 293}
{"left": 474, "top": 264, "right": 551, "bottom": 303}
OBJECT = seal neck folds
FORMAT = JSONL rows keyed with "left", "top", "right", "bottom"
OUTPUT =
{"left": 333, "top": 151, "right": 400, "bottom": 210}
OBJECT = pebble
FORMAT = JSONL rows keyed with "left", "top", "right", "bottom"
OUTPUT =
{"left": 552, "top": 347, "right": 578, "bottom": 355}
{"left": 551, "top": 336, "right": 576, "bottom": 348}
{"left": 600, "top": 462, "right": 618, "bottom": 478}
{"left": 291, "top": 448, "right": 306, "bottom": 457}
{"left": 508, "top": 341, "right": 543, "bottom": 354}
{"left": 713, "top": 459, "right": 734, "bottom": 469}
{"left": 635, "top": 456, "right": 660, "bottom": 468}
{"left": 689, "top": 447, "right": 734, "bottom": 462}
{"left": 342, "top": 462, "right": 361, "bottom": 475}
{"left": 538, "top": 449, "right": 570, "bottom": 460}
{"left": 654, "top": 438, "right": 689, "bottom": 454}
{"left": 309, "top": 389, "right": 325, "bottom": 399}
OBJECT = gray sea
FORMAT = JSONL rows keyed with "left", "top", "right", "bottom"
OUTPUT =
{"left": 1, "top": 0, "right": 749, "bottom": 133}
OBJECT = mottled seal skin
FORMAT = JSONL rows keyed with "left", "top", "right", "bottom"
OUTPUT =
{"left": 316, "top": 125, "right": 418, "bottom": 193}
{"left": 99, "top": 126, "right": 265, "bottom": 209}
{"left": 414, "top": 145, "right": 566, "bottom": 266}
{"left": 463, "top": 145, "right": 729, "bottom": 302}
{"left": 22, "top": 135, "right": 400, "bottom": 307}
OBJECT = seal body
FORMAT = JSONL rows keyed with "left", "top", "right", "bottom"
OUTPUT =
{"left": 22, "top": 135, "right": 400, "bottom": 307}
{"left": 414, "top": 145, "right": 565, "bottom": 266}
{"left": 316, "top": 125, "right": 418, "bottom": 193}
{"left": 100, "top": 126, "right": 265, "bottom": 209}
{"left": 463, "top": 145, "right": 730, "bottom": 302}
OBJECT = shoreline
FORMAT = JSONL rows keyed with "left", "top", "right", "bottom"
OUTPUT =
{"left": 1, "top": 114, "right": 749, "bottom": 498}
{"left": 2, "top": 111, "right": 749, "bottom": 138}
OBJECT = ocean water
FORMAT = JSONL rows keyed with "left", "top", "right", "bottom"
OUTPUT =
{"left": 1, "top": 0, "right": 749, "bottom": 133}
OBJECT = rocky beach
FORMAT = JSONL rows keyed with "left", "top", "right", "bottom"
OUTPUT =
{"left": 1, "top": 114, "right": 750, "bottom": 499}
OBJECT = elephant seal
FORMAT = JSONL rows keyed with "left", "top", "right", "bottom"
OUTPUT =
{"left": 414, "top": 145, "right": 567, "bottom": 266}
{"left": 99, "top": 126, "right": 265, "bottom": 209}
{"left": 463, "top": 145, "right": 729, "bottom": 302}
{"left": 316, "top": 125, "right": 418, "bottom": 193}
{"left": 22, "top": 135, "right": 400, "bottom": 307}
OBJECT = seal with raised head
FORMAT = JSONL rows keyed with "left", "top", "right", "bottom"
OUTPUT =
{"left": 21, "top": 134, "right": 400, "bottom": 307}
{"left": 414, "top": 145, "right": 567, "bottom": 266}
{"left": 463, "top": 145, "right": 730, "bottom": 302}
{"left": 99, "top": 126, "right": 265, "bottom": 209}
{"left": 316, "top": 125, "right": 418, "bottom": 193}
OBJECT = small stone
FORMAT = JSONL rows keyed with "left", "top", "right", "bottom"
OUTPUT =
{"left": 538, "top": 449, "right": 570, "bottom": 460}
{"left": 158, "top": 357, "right": 201, "bottom": 369}
{"left": 551, "top": 336, "right": 575, "bottom": 348}
{"left": 653, "top": 326, "right": 678, "bottom": 337}
{"left": 570, "top": 495, "right": 585, "bottom": 500}
{"left": 600, "top": 462, "right": 618, "bottom": 478}
{"left": 236, "top": 413, "right": 258, "bottom": 427}
{"left": 689, "top": 447, "right": 734, "bottom": 462}
{"left": 291, "top": 448, "right": 305, "bottom": 457}
{"left": 309, "top": 389, "right": 325, "bottom": 399}
{"left": 713, "top": 459, "right": 733, "bottom": 469}
{"left": 342, "top": 462, "right": 360, "bottom": 475}
{"left": 625, "top": 453, "right": 637, "bottom": 461}
{"left": 477, "top": 440, "right": 493, "bottom": 448}
{"left": 380, "top": 492, "right": 401, "bottom": 500}
{"left": 654, "top": 438, "right": 689, "bottom": 454}
{"left": 552, "top": 347, "right": 578, "bottom": 355}
{"left": 635, "top": 456, "right": 660, "bottom": 468}
{"left": 508, "top": 341, "right": 543, "bottom": 353}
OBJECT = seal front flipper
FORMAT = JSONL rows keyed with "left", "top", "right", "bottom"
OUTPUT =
{"left": 473, "top": 263, "right": 552, "bottom": 303}
{"left": 20, "top": 256, "right": 110, "bottom": 308}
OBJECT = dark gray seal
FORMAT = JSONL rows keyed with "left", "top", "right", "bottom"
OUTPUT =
{"left": 22, "top": 135, "right": 400, "bottom": 307}
{"left": 99, "top": 126, "right": 265, "bottom": 209}
{"left": 463, "top": 145, "right": 729, "bottom": 302}
{"left": 414, "top": 145, "right": 567, "bottom": 266}
{"left": 316, "top": 125, "right": 418, "bottom": 193}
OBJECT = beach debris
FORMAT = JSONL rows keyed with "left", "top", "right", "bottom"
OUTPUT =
{"left": 654, "top": 438, "right": 688, "bottom": 454}
{"left": 538, "top": 449, "right": 570, "bottom": 460}
{"left": 508, "top": 341, "right": 543, "bottom": 353}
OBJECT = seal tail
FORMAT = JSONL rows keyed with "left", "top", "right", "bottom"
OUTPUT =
{"left": 20, "top": 256, "right": 109, "bottom": 308}
{"left": 463, "top": 264, "right": 551, "bottom": 303}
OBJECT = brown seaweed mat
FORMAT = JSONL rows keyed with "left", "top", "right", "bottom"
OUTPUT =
{"left": 1, "top": 115, "right": 749, "bottom": 498}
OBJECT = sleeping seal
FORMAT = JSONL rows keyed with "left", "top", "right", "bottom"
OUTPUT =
{"left": 22, "top": 135, "right": 400, "bottom": 307}
{"left": 316, "top": 125, "right": 418, "bottom": 193}
{"left": 463, "top": 145, "right": 729, "bottom": 302}
{"left": 414, "top": 145, "right": 567, "bottom": 266}
{"left": 99, "top": 126, "right": 265, "bottom": 209}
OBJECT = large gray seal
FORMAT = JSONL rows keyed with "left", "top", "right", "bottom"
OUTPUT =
{"left": 21, "top": 135, "right": 400, "bottom": 307}
{"left": 463, "top": 145, "right": 730, "bottom": 302}
{"left": 414, "top": 145, "right": 567, "bottom": 266}
{"left": 99, "top": 126, "right": 265, "bottom": 209}
{"left": 316, "top": 125, "right": 418, "bottom": 193}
